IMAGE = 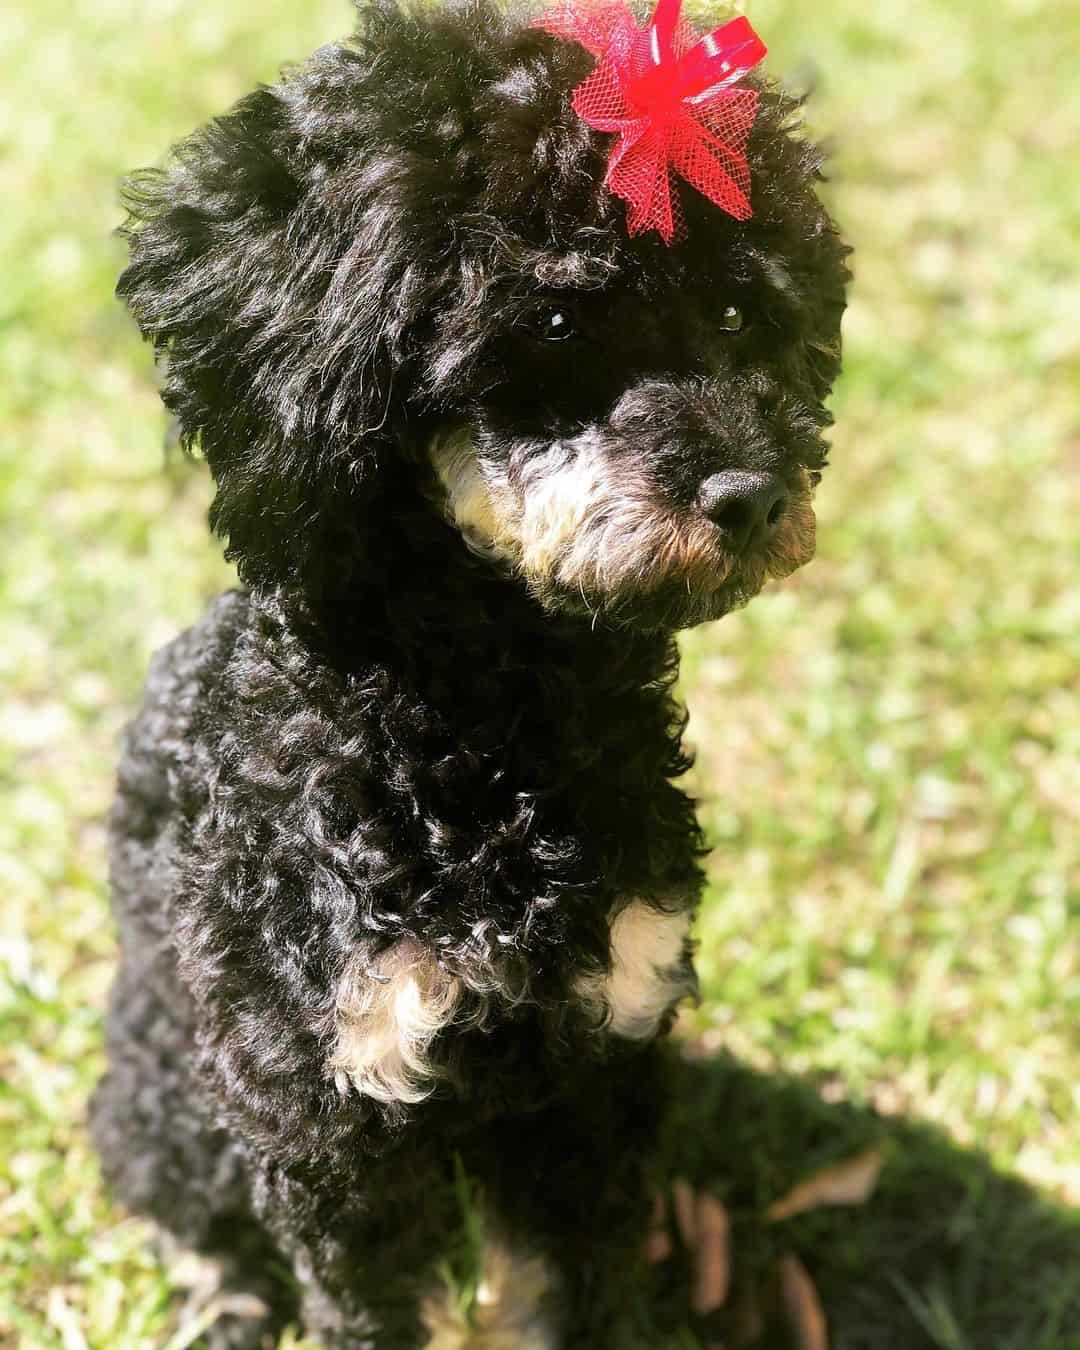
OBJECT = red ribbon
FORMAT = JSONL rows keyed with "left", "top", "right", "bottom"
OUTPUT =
{"left": 533, "top": 0, "right": 766, "bottom": 243}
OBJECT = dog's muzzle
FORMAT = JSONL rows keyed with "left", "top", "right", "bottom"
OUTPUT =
{"left": 431, "top": 424, "right": 818, "bottom": 631}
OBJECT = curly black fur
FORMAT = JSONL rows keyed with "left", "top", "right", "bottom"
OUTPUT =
{"left": 91, "top": 1, "right": 850, "bottom": 1345}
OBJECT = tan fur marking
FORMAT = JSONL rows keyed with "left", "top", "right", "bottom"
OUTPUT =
{"left": 763, "top": 472, "right": 816, "bottom": 578}
{"left": 332, "top": 942, "right": 462, "bottom": 1105}
{"left": 422, "top": 1235, "right": 557, "bottom": 1350}
{"left": 431, "top": 438, "right": 519, "bottom": 563}
{"left": 432, "top": 435, "right": 732, "bottom": 597}
{"left": 516, "top": 443, "right": 724, "bottom": 597}
{"left": 431, "top": 438, "right": 817, "bottom": 612}
{"left": 577, "top": 900, "right": 694, "bottom": 1040}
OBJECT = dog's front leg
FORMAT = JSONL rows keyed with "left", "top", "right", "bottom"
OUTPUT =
{"left": 439, "top": 1044, "right": 672, "bottom": 1350}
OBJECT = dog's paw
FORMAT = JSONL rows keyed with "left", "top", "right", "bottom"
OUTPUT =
{"left": 199, "top": 1297, "right": 279, "bottom": 1350}
{"left": 162, "top": 1241, "right": 284, "bottom": 1350}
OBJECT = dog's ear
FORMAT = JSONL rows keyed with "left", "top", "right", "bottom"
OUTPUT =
{"left": 118, "top": 4, "right": 592, "bottom": 597}
{"left": 118, "top": 60, "right": 419, "bottom": 597}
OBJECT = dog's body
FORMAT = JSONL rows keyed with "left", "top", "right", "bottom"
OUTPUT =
{"left": 91, "top": 1, "right": 848, "bottom": 1344}
{"left": 97, "top": 583, "right": 692, "bottom": 1347}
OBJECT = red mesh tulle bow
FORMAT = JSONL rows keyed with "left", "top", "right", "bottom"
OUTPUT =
{"left": 533, "top": 0, "right": 766, "bottom": 243}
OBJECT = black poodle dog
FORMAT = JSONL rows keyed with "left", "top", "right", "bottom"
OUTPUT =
{"left": 91, "top": 0, "right": 849, "bottom": 1345}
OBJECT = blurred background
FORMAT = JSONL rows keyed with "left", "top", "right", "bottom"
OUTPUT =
{"left": 0, "top": 0, "right": 1077, "bottom": 1345}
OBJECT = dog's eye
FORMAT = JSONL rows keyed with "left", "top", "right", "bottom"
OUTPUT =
{"left": 529, "top": 306, "right": 578, "bottom": 342}
{"left": 718, "top": 304, "right": 744, "bottom": 333}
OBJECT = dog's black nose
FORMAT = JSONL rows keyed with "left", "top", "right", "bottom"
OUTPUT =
{"left": 698, "top": 471, "right": 788, "bottom": 551}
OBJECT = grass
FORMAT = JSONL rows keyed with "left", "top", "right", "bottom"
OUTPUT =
{"left": 0, "top": 0, "right": 1077, "bottom": 1345}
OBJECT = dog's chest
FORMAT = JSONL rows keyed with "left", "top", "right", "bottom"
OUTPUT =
{"left": 325, "top": 657, "right": 702, "bottom": 1103}
{"left": 331, "top": 898, "right": 696, "bottom": 1106}
{"left": 217, "top": 609, "right": 703, "bottom": 1110}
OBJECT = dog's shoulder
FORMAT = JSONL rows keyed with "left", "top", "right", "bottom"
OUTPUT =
{"left": 115, "top": 588, "right": 250, "bottom": 813}
{"left": 144, "top": 588, "right": 250, "bottom": 704}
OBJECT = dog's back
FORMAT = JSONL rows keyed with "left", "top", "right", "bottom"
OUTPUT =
{"left": 92, "top": 592, "right": 250, "bottom": 1218}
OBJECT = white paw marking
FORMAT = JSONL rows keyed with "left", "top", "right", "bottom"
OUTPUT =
{"left": 576, "top": 899, "right": 695, "bottom": 1040}
{"left": 332, "top": 941, "right": 462, "bottom": 1105}
{"left": 422, "top": 1232, "right": 557, "bottom": 1349}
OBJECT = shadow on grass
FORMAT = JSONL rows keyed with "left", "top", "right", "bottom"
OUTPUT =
{"left": 646, "top": 1049, "right": 1080, "bottom": 1350}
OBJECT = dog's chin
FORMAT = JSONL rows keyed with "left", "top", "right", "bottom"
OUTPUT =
{"left": 542, "top": 500, "right": 818, "bottom": 634}
{"left": 546, "top": 564, "right": 765, "bottom": 633}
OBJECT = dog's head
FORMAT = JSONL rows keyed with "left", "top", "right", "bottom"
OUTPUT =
{"left": 120, "top": 0, "right": 849, "bottom": 631}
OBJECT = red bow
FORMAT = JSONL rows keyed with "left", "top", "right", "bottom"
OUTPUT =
{"left": 533, "top": 0, "right": 766, "bottom": 243}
